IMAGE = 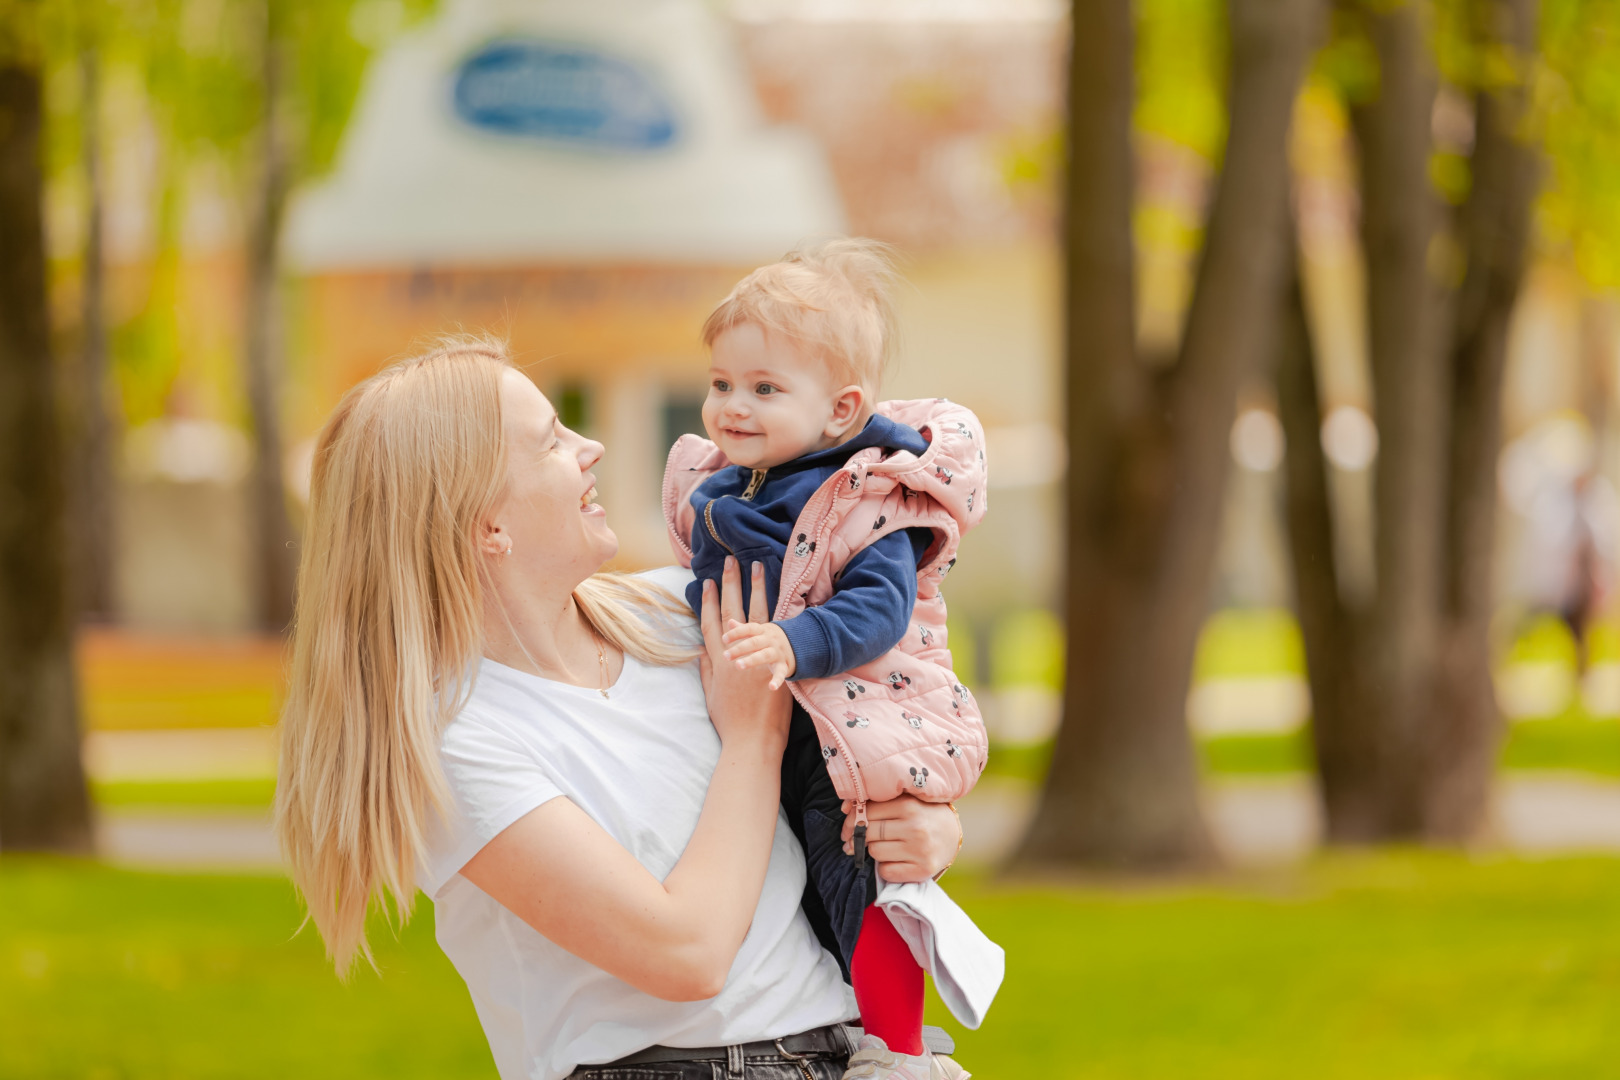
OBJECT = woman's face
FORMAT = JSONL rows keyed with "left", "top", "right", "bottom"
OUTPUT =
{"left": 490, "top": 369, "right": 614, "bottom": 582}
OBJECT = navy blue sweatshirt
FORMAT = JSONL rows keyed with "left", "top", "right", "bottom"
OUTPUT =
{"left": 684, "top": 415, "right": 932, "bottom": 681}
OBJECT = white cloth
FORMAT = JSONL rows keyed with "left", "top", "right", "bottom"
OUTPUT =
{"left": 877, "top": 879, "right": 1005, "bottom": 1030}
{"left": 420, "top": 568, "right": 854, "bottom": 1080}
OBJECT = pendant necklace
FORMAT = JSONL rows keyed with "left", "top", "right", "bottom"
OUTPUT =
{"left": 594, "top": 633, "right": 610, "bottom": 699}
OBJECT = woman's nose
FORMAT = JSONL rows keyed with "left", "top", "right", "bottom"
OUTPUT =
{"left": 579, "top": 436, "right": 605, "bottom": 470}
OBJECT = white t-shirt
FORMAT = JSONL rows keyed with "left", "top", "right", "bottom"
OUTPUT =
{"left": 419, "top": 570, "right": 855, "bottom": 1080}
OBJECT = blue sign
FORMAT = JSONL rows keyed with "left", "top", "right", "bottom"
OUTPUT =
{"left": 452, "top": 39, "right": 678, "bottom": 151}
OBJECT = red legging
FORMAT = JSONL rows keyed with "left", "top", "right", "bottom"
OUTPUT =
{"left": 850, "top": 904, "right": 925, "bottom": 1056}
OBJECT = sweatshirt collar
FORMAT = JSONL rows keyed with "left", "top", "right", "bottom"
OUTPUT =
{"left": 749, "top": 414, "right": 929, "bottom": 478}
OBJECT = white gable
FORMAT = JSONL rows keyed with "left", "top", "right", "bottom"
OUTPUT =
{"left": 285, "top": 0, "right": 845, "bottom": 269}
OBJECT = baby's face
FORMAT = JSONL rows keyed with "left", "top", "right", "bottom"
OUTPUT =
{"left": 703, "top": 323, "right": 854, "bottom": 470}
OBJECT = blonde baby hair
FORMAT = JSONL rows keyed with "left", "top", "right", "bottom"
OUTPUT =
{"left": 702, "top": 237, "right": 900, "bottom": 406}
{"left": 275, "top": 334, "right": 691, "bottom": 977}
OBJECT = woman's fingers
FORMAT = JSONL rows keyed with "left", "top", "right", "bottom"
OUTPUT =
{"left": 698, "top": 578, "right": 721, "bottom": 657}
{"left": 697, "top": 652, "right": 714, "bottom": 698}
{"left": 841, "top": 794, "right": 919, "bottom": 843}
{"left": 747, "top": 561, "right": 769, "bottom": 624}
{"left": 869, "top": 859, "right": 929, "bottom": 884}
{"left": 838, "top": 797, "right": 958, "bottom": 878}
{"left": 841, "top": 815, "right": 915, "bottom": 849}
{"left": 719, "top": 556, "right": 745, "bottom": 628}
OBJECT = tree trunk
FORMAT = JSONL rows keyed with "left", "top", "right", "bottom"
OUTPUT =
{"left": 0, "top": 61, "right": 94, "bottom": 853}
{"left": 1274, "top": 241, "right": 1382, "bottom": 840}
{"left": 1425, "top": 0, "right": 1540, "bottom": 839}
{"left": 1291, "top": 0, "right": 1540, "bottom": 843}
{"left": 244, "top": 7, "right": 297, "bottom": 632}
{"left": 74, "top": 42, "right": 117, "bottom": 623}
{"left": 1334, "top": 0, "right": 1448, "bottom": 839}
{"left": 1013, "top": 0, "right": 1318, "bottom": 870}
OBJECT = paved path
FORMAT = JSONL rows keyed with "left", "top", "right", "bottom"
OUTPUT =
{"left": 98, "top": 810, "right": 281, "bottom": 871}
{"left": 954, "top": 774, "right": 1620, "bottom": 868}
{"left": 85, "top": 728, "right": 278, "bottom": 782}
{"left": 96, "top": 774, "right": 1620, "bottom": 871}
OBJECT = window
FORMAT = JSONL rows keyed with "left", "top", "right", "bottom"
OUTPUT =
{"left": 662, "top": 395, "right": 706, "bottom": 451}
{"left": 558, "top": 382, "right": 592, "bottom": 434}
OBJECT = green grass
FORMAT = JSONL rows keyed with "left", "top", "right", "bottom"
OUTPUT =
{"left": 92, "top": 779, "right": 280, "bottom": 809}
{"left": 1199, "top": 730, "right": 1314, "bottom": 774}
{"left": 928, "top": 853, "right": 1620, "bottom": 1078}
{"left": 1499, "top": 718, "right": 1620, "bottom": 775}
{"left": 1192, "top": 608, "right": 1306, "bottom": 681}
{"left": 1, "top": 859, "right": 494, "bottom": 1079}
{"left": 983, "top": 720, "right": 1620, "bottom": 786}
{"left": 5, "top": 855, "right": 1619, "bottom": 1078}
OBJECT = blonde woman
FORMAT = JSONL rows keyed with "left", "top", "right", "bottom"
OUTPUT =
{"left": 274, "top": 339, "right": 964, "bottom": 1080}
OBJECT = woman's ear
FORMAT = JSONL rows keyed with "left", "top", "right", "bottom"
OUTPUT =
{"left": 479, "top": 522, "right": 512, "bottom": 558}
{"left": 823, "top": 385, "right": 866, "bottom": 440}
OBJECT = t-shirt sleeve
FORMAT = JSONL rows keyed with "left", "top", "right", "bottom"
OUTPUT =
{"left": 419, "top": 713, "right": 565, "bottom": 899}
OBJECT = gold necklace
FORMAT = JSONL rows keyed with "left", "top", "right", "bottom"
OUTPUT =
{"left": 593, "top": 632, "right": 610, "bottom": 699}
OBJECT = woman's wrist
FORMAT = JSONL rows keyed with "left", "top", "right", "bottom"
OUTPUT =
{"left": 716, "top": 714, "right": 788, "bottom": 760}
{"left": 931, "top": 802, "right": 963, "bottom": 880}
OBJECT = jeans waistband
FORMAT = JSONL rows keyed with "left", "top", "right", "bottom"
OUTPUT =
{"left": 593, "top": 1023, "right": 955, "bottom": 1069}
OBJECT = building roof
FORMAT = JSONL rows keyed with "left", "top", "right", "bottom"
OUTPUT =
{"left": 285, "top": 0, "right": 845, "bottom": 269}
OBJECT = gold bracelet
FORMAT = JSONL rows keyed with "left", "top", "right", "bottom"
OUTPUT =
{"left": 932, "top": 802, "right": 963, "bottom": 882}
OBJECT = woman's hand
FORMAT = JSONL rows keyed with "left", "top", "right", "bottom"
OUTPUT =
{"left": 698, "top": 557, "right": 790, "bottom": 753}
{"left": 840, "top": 795, "right": 963, "bottom": 883}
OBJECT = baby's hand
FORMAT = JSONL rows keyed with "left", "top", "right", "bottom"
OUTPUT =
{"left": 721, "top": 620, "right": 797, "bottom": 690}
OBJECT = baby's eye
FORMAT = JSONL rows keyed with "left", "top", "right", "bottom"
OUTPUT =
{"left": 755, "top": 383, "right": 779, "bottom": 395}
{"left": 711, "top": 379, "right": 731, "bottom": 392}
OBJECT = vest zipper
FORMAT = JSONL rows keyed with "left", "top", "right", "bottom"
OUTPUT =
{"left": 850, "top": 798, "right": 870, "bottom": 867}
{"left": 741, "top": 468, "right": 768, "bottom": 500}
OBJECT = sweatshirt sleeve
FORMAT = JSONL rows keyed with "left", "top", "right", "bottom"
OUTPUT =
{"left": 778, "top": 527, "right": 933, "bottom": 681}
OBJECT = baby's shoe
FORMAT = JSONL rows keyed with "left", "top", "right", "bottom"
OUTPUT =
{"left": 840, "top": 1035, "right": 971, "bottom": 1080}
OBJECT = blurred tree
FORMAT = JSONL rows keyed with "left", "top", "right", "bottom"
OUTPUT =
{"left": 50, "top": 0, "right": 432, "bottom": 631}
{"left": 233, "top": 0, "right": 435, "bottom": 631}
{"left": 73, "top": 17, "right": 115, "bottom": 623}
{"left": 1012, "top": 0, "right": 1321, "bottom": 869}
{"left": 244, "top": 0, "right": 297, "bottom": 632}
{"left": 0, "top": 3, "right": 93, "bottom": 852}
{"left": 1278, "top": 0, "right": 1539, "bottom": 842}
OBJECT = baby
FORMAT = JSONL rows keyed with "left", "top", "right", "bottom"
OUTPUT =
{"left": 661, "top": 239, "right": 991, "bottom": 1080}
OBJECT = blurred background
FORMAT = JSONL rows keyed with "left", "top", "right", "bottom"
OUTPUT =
{"left": 3, "top": 0, "right": 1620, "bottom": 1075}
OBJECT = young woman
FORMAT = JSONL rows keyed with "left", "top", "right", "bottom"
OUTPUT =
{"left": 273, "top": 338, "right": 964, "bottom": 1080}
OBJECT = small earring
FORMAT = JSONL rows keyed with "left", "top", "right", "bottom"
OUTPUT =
{"left": 503, "top": 539, "right": 513, "bottom": 556}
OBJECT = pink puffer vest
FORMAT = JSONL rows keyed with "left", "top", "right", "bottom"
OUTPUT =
{"left": 662, "top": 398, "right": 990, "bottom": 841}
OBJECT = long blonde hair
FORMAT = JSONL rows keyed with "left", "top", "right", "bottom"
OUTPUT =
{"left": 275, "top": 336, "right": 691, "bottom": 975}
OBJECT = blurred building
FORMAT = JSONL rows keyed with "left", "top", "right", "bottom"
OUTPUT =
{"left": 284, "top": 0, "right": 841, "bottom": 568}
{"left": 69, "top": 0, "right": 1620, "bottom": 733}
{"left": 282, "top": 0, "right": 1073, "bottom": 630}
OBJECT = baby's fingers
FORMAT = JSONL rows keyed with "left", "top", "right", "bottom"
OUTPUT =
{"left": 723, "top": 634, "right": 774, "bottom": 662}
{"left": 732, "top": 649, "right": 780, "bottom": 672}
{"left": 722, "top": 620, "right": 767, "bottom": 646}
